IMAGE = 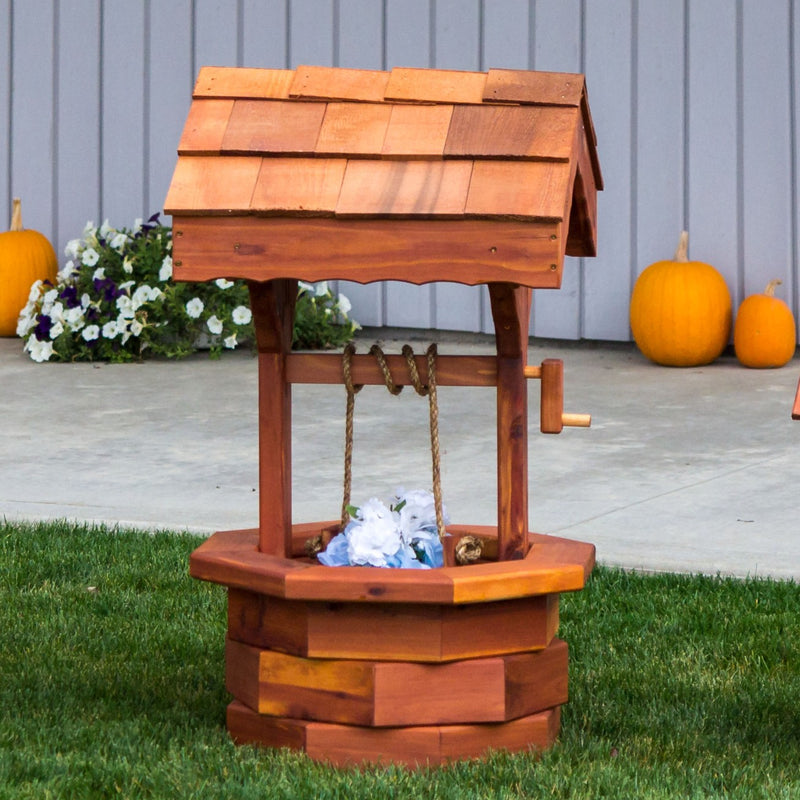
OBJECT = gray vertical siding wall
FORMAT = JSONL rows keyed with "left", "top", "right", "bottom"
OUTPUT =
{"left": 2, "top": 0, "right": 799, "bottom": 341}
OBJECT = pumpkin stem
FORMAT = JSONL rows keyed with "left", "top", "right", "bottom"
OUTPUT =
{"left": 9, "top": 197, "right": 22, "bottom": 232}
{"left": 764, "top": 279, "right": 782, "bottom": 297}
{"left": 674, "top": 231, "right": 690, "bottom": 263}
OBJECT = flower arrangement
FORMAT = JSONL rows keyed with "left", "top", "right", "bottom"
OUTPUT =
{"left": 16, "top": 213, "right": 359, "bottom": 362}
{"left": 318, "top": 488, "right": 446, "bottom": 569}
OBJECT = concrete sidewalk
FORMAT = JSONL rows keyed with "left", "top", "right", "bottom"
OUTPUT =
{"left": 2, "top": 332, "right": 800, "bottom": 581}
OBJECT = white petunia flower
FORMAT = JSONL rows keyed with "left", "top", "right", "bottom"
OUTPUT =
{"left": 58, "top": 260, "right": 77, "bottom": 281}
{"left": 16, "top": 311, "right": 36, "bottom": 338}
{"left": 82, "top": 325, "right": 100, "bottom": 342}
{"left": 129, "top": 319, "right": 143, "bottom": 337}
{"left": 122, "top": 256, "right": 134, "bottom": 274}
{"left": 49, "top": 320, "right": 64, "bottom": 339}
{"left": 27, "top": 280, "right": 43, "bottom": 302}
{"left": 116, "top": 294, "right": 136, "bottom": 319}
{"left": 223, "top": 333, "right": 237, "bottom": 349}
{"left": 99, "top": 219, "right": 113, "bottom": 240}
{"left": 102, "top": 320, "right": 118, "bottom": 339}
{"left": 314, "top": 281, "right": 329, "bottom": 297}
{"left": 64, "top": 305, "right": 85, "bottom": 331}
{"left": 215, "top": 278, "right": 235, "bottom": 289}
{"left": 298, "top": 281, "right": 315, "bottom": 294}
{"left": 82, "top": 247, "right": 100, "bottom": 267}
{"left": 132, "top": 285, "right": 152, "bottom": 307}
{"left": 146, "top": 286, "right": 163, "bottom": 302}
{"left": 232, "top": 305, "right": 252, "bottom": 325}
{"left": 337, "top": 293, "right": 352, "bottom": 315}
{"left": 42, "top": 289, "right": 58, "bottom": 310}
{"left": 207, "top": 315, "right": 224, "bottom": 335}
{"left": 110, "top": 232, "right": 128, "bottom": 251}
{"left": 159, "top": 255, "right": 173, "bottom": 282}
{"left": 80, "top": 293, "right": 91, "bottom": 309}
{"left": 26, "top": 336, "right": 55, "bottom": 362}
{"left": 92, "top": 267, "right": 105, "bottom": 281}
{"left": 185, "top": 297, "right": 204, "bottom": 319}
{"left": 64, "top": 239, "right": 81, "bottom": 259}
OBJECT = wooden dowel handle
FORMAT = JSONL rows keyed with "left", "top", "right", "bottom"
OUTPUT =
{"left": 562, "top": 413, "right": 591, "bottom": 428}
{"left": 523, "top": 365, "right": 542, "bottom": 379}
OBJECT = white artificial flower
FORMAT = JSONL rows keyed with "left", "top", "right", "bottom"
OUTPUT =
{"left": 82, "top": 325, "right": 100, "bottom": 342}
{"left": 102, "top": 320, "right": 118, "bottom": 339}
{"left": 109, "top": 232, "right": 128, "bottom": 251}
{"left": 207, "top": 315, "right": 224, "bottom": 335}
{"left": 122, "top": 256, "right": 134, "bottom": 274}
{"left": 92, "top": 267, "right": 105, "bottom": 281}
{"left": 185, "top": 297, "right": 204, "bottom": 319}
{"left": 26, "top": 336, "right": 54, "bottom": 362}
{"left": 82, "top": 247, "right": 100, "bottom": 267}
{"left": 337, "top": 293, "right": 352, "bottom": 315}
{"left": 64, "top": 305, "right": 85, "bottom": 331}
{"left": 49, "top": 320, "right": 64, "bottom": 339}
{"left": 116, "top": 294, "right": 136, "bottom": 319}
{"left": 129, "top": 319, "right": 143, "bottom": 337}
{"left": 223, "top": 333, "right": 237, "bottom": 349}
{"left": 159, "top": 255, "right": 173, "bottom": 282}
{"left": 232, "top": 305, "right": 252, "bottom": 325}
{"left": 346, "top": 498, "right": 403, "bottom": 567}
{"left": 215, "top": 278, "right": 235, "bottom": 289}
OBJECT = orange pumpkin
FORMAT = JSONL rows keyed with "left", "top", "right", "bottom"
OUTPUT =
{"left": 733, "top": 279, "right": 796, "bottom": 368}
{"left": 0, "top": 198, "right": 58, "bottom": 336}
{"left": 630, "top": 231, "right": 732, "bottom": 367}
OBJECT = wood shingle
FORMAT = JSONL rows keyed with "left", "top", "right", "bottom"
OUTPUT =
{"left": 165, "top": 65, "right": 602, "bottom": 287}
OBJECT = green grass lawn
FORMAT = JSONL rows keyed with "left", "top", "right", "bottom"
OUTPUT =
{"left": 2, "top": 520, "right": 799, "bottom": 799}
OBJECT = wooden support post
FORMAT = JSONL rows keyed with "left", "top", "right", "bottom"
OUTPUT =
{"left": 489, "top": 283, "right": 532, "bottom": 561}
{"left": 249, "top": 279, "right": 298, "bottom": 557}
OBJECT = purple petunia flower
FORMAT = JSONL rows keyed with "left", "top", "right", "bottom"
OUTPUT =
{"left": 34, "top": 314, "right": 52, "bottom": 341}
{"left": 59, "top": 285, "right": 81, "bottom": 309}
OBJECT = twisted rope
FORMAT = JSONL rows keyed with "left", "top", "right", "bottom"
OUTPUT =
{"left": 339, "top": 343, "right": 446, "bottom": 541}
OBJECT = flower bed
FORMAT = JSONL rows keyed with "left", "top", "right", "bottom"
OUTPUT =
{"left": 16, "top": 213, "right": 358, "bottom": 362}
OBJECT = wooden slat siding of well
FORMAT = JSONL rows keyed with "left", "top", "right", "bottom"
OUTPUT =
{"left": 314, "top": 102, "right": 394, "bottom": 156}
{"left": 164, "top": 156, "right": 262, "bottom": 214}
{"left": 250, "top": 158, "right": 346, "bottom": 215}
{"left": 504, "top": 638, "right": 568, "bottom": 721}
{"left": 483, "top": 69, "right": 585, "bottom": 106}
{"left": 285, "top": 352, "right": 499, "bottom": 386}
{"left": 220, "top": 99, "right": 327, "bottom": 154}
{"left": 444, "top": 105, "right": 578, "bottom": 161}
{"left": 289, "top": 65, "right": 390, "bottom": 102}
{"left": 465, "top": 161, "right": 571, "bottom": 221}
{"left": 381, "top": 104, "right": 455, "bottom": 159}
{"left": 169, "top": 217, "right": 562, "bottom": 287}
{"left": 335, "top": 160, "right": 473, "bottom": 217}
{"left": 384, "top": 67, "right": 488, "bottom": 104}
{"left": 177, "top": 99, "right": 235, "bottom": 155}
{"left": 193, "top": 66, "right": 295, "bottom": 99}
{"left": 227, "top": 588, "right": 313, "bottom": 655}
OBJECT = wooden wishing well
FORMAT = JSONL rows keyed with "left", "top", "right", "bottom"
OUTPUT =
{"left": 165, "top": 65, "right": 603, "bottom": 768}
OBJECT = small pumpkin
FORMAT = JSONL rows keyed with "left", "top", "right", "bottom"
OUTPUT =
{"left": 0, "top": 198, "right": 58, "bottom": 337}
{"left": 733, "top": 279, "right": 796, "bottom": 368}
{"left": 630, "top": 231, "right": 732, "bottom": 367}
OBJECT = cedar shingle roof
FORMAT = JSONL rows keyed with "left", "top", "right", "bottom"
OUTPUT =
{"left": 165, "top": 65, "right": 602, "bottom": 288}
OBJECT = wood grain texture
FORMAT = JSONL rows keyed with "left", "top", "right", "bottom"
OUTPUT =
{"left": 483, "top": 69, "right": 585, "bottom": 106}
{"left": 164, "top": 156, "right": 262, "bottom": 214}
{"left": 540, "top": 358, "right": 565, "bottom": 433}
{"left": 445, "top": 105, "right": 578, "bottom": 160}
{"left": 250, "top": 158, "right": 346, "bottom": 215}
{"left": 224, "top": 637, "right": 568, "bottom": 726}
{"left": 382, "top": 104, "right": 454, "bottom": 158}
{"left": 169, "top": 217, "right": 562, "bottom": 287}
{"left": 194, "top": 66, "right": 294, "bottom": 99}
{"left": 315, "top": 102, "right": 393, "bottom": 156}
{"left": 226, "top": 586, "right": 558, "bottom": 662}
{"left": 177, "top": 99, "right": 234, "bottom": 155}
{"left": 385, "top": 67, "right": 487, "bottom": 104}
{"left": 221, "top": 100, "right": 327, "bottom": 154}
{"left": 289, "top": 65, "right": 390, "bottom": 102}
{"left": 226, "top": 701, "right": 560, "bottom": 767}
{"left": 336, "top": 160, "right": 472, "bottom": 217}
